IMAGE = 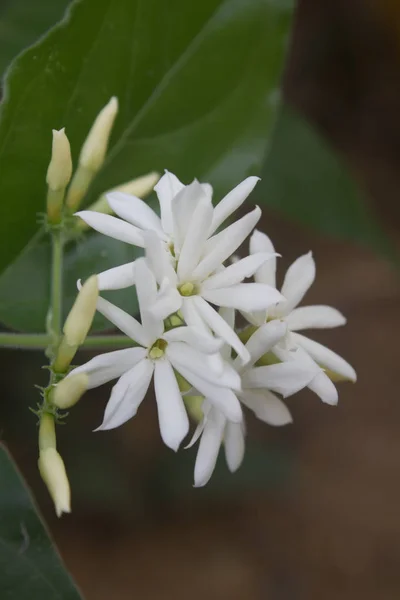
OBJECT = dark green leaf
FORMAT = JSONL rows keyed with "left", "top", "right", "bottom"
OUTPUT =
{"left": 0, "top": 0, "right": 292, "bottom": 331}
{"left": 258, "top": 104, "right": 395, "bottom": 257}
{"left": 0, "top": 0, "right": 70, "bottom": 78}
{"left": 0, "top": 445, "right": 83, "bottom": 599}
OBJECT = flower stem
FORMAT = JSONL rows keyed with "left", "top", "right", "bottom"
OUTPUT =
{"left": 50, "top": 229, "right": 64, "bottom": 342}
{"left": 81, "top": 335, "right": 135, "bottom": 349}
{"left": 0, "top": 333, "right": 50, "bottom": 349}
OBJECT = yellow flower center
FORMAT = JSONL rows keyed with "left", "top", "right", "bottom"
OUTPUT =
{"left": 178, "top": 282, "right": 196, "bottom": 297}
{"left": 149, "top": 338, "right": 168, "bottom": 360}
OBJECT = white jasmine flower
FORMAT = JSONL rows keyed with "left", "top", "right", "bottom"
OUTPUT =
{"left": 69, "top": 259, "right": 242, "bottom": 450}
{"left": 188, "top": 309, "right": 319, "bottom": 486}
{"left": 88, "top": 172, "right": 283, "bottom": 362}
{"left": 248, "top": 230, "right": 357, "bottom": 404}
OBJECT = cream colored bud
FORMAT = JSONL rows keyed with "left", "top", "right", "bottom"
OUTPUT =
{"left": 46, "top": 128, "right": 73, "bottom": 191}
{"left": 38, "top": 448, "right": 71, "bottom": 517}
{"left": 79, "top": 97, "right": 118, "bottom": 172}
{"left": 52, "top": 373, "right": 89, "bottom": 409}
{"left": 114, "top": 171, "right": 159, "bottom": 197}
{"left": 39, "top": 412, "right": 56, "bottom": 451}
{"left": 63, "top": 275, "right": 98, "bottom": 347}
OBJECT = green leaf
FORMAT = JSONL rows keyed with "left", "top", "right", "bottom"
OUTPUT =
{"left": 0, "top": 444, "right": 83, "bottom": 599}
{"left": 258, "top": 104, "right": 395, "bottom": 257}
{"left": 0, "top": 0, "right": 70, "bottom": 77}
{"left": 0, "top": 0, "right": 292, "bottom": 331}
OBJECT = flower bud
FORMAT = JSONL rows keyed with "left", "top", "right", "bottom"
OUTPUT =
{"left": 46, "top": 128, "right": 73, "bottom": 192}
{"left": 63, "top": 275, "right": 98, "bottom": 347}
{"left": 76, "top": 171, "right": 159, "bottom": 228}
{"left": 38, "top": 448, "right": 71, "bottom": 517}
{"left": 38, "top": 412, "right": 56, "bottom": 451}
{"left": 52, "top": 373, "right": 89, "bottom": 409}
{"left": 79, "top": 96, "right": 118, "bottom": 173}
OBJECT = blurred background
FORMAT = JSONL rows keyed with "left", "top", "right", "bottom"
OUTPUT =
{"left": 1, "top": 0, "right": 400, "bottom": 598}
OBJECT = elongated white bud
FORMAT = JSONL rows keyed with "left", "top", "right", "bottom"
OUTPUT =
{"left": 46, "top": 128, "right": 73, "bottom": 191}
{"left": 63, "top": 275, "right": 98, "bottom": 347}
{"left": 38, "top": 448, "right": 71, "bottom": 517}
{"left": 79, "top": 97, "right": 118, "bottom": 172}
{"left": 52, "top": 373, "right": 89, "bottom": 409}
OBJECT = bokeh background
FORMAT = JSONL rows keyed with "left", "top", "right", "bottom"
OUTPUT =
{"left": 1, "top": 0, "right": 400, "bottom": 598}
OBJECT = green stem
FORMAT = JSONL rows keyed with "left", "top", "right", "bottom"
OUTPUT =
{"left": 0, "top": 333, "right": 50, "bottom": 349}
{"left": 82, "top": 335, "right": 135, "bottom": 349}
{"left": 50, "top": 229, "right": 63, "bottom": 341}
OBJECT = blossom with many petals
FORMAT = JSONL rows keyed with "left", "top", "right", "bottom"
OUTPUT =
{"left": 247, "top": 230, "right": 357, "bottom": 405}
{"left": 68, "top": 259, "right": 242, "bottom": 450}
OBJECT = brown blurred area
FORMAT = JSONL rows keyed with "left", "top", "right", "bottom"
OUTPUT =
{"left": 4, "top": 0, "right": 400, "bottom": 598}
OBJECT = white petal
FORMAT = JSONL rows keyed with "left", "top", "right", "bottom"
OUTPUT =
{"left": 172, "top": 362, "right": 242, "bottom": 422}
{"left": 143, "top": 230, "right": 177, "bottom": 285}
{"left": 167, "top": 342, "right": 240, "bottom": 390}
{"left": 193, "top": 296, "right": 250, "bottom": 364}
{"left": 236, "top": 320, "right": 287, "bottom": 369}
{"left": 172, "top": 180, "right": 208, "bottom": 251}
{"left": 96, "top": 296, "right": 148, "bottom": 346}
{"left": 164, "top": 326, "right": 223, "bottom": 354}
{"left": 202, "top": 253, "right": 276, "bottom": 290}
{"left": 154, "top": 360, "right": 189, "bottom": 451}
{"left": 201, "top": 283, "right": 283, "bottom": 312}
{"left": 154, "top": 171, "right": 184, "bottom": 235}
{"left": 217, "top": 307, "right": 235, "bottom": 361}
{"left": 180, "top": 297, "right": 211, "bottom": 331}
{"left": 286, "top": 306, "right": 347, "bottom": 331}
{"left": 194, "top": 408, "right": 225, "bottom": 487}
{"left": 97, "top": 261, "right": 136, "bottom": 291}
{"left": 70, "top": 347, "right": 147, "bottom": 388}
{"left": 150, "top": 279, "right": 182, "bottom": 321}
{"left": 107, "top": 191, "right": 165, "bottom": 237}
{"left": 135, "top": 258, "right": 164, "bottom": 342}
{"left": 192, "top": 206, "right": 261, "bottom": 281}
{"left": 75, "top": 211, "right": 144, "bottom": 247}
{"left": 242, "top": 362, "right": 318, "bottom": 397}
{"left": 185, "top": 399, "right": 212, "bottom": 449}
{"left": 240, "top": 389, "right": 292, "bottom": 425}
{"left": 308, "top": 370, "right": 338, "bottom": 405}
{"left": 177, "top": 196, "right": 214, "bottom": 281}
{"left": 292, "top": 332, "right": 356, "bottom": 381}
{"left": 224, "top": 421, "right": 245, "bottom": 472}
{"left": 210, "top": 176, "right": 260, "bottom": 234}
{"left": 280, "top": 252, "right": 316, "bottom": 314}
{"left": 249, "top": 230, "right": 277, "bottom": 287}
{"left": 96, "top": 359, "right": 153, "bottom": 430}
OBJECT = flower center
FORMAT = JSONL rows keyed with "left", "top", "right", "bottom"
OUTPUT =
{"left": 148, "top": 338, "right": 168, "bottom": 360}
{"left": 178, "top": 282, "right": 197, "bottom": 297}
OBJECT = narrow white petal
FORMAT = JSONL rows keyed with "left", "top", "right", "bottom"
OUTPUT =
{"left": 96, "top": 296, "right": 148, "bottom": 346}
{"left": 135, "top": 258, "right": 164, "bottom": 342}
{"left": 96, "top": 359, "right": 153, "bottom": 430}
{"left": 210, "top": 176, "right": 260, "bottom": 234}
{"left": 201, "top": 283, "right": 283, "bottom": 312}
{"left": 177, "top": 196, "right": 214, "bottom": 281}
{"left": 193, "top": 296, "right": 250, "bottom": 364}
{"left": 201, "top": 183, "right": 213, "bottom": 198}
{"left": 280, "top": 252, "right": 316, "bottom": 314}
{"left": 224, "top": 421, "right": 245, "bottom": 472}
{"left": 154, "top": 171, "right": 184, "bottom": 235}
{"left": 217, "top": 307, "right": 235, "bottom": 360}
{"left": 240, "top": 389, "right": 292, "bottom": 425}
{"left": 192, "top": 206, "right": 261, "bottom": 281}
{"left": 292, "top": 332, "right": 356, "bottom": 381}
{"left": 185, "top": 399, "right": 211, "bottom": 449}
{"left": 70, "top": 347, "right": 146, "bottom": 388}
{"left": 194, "top": 407, "right": 225, "bottom": 487}
{"left": 236, "top": 320, "right": 287, "bottom": 369}
{"left": 75, "top": 211, "right": 144, "bottom": 247}
{"left": 180, "top": 297, "right": 211, "bottom": 331}
{"left": 150, "top": 279, "right": 182, "bottom": 321}
{"left": 97, "top": 261, "right": 136, "bottom": 291}
{"left": 202, "top": 253, "right": 276, "bottom": 290}
{"left": 143, "top": 230, "right": 177, "bottom": 285}
{"left": 164, "top": 326, "right": 223, "bottom": 354}
{"left": 173, "top": 363, "right": 242, "bottom": 422}
{"left": 172, "top": 180, "right": 208, "bottom": 251}
{"left": 249, "top": 230, "right": 277, "bottom": 287}
{"left": 154, "top": 360, "right": 189, "bottom": 451}
{"left": 243, "top": 362, "right": 318, "bottom": 397}
{"left": 107, "top": 191, "right": 165, "bottom": 236}
{"left": 167, "top": 342, "right": 240, "bottom": 390}
{"left": 286, "top": 305, "right": 347, "bottom": 331}
{"left": 308, "top": 370, "right": 338, "bottom": 405}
